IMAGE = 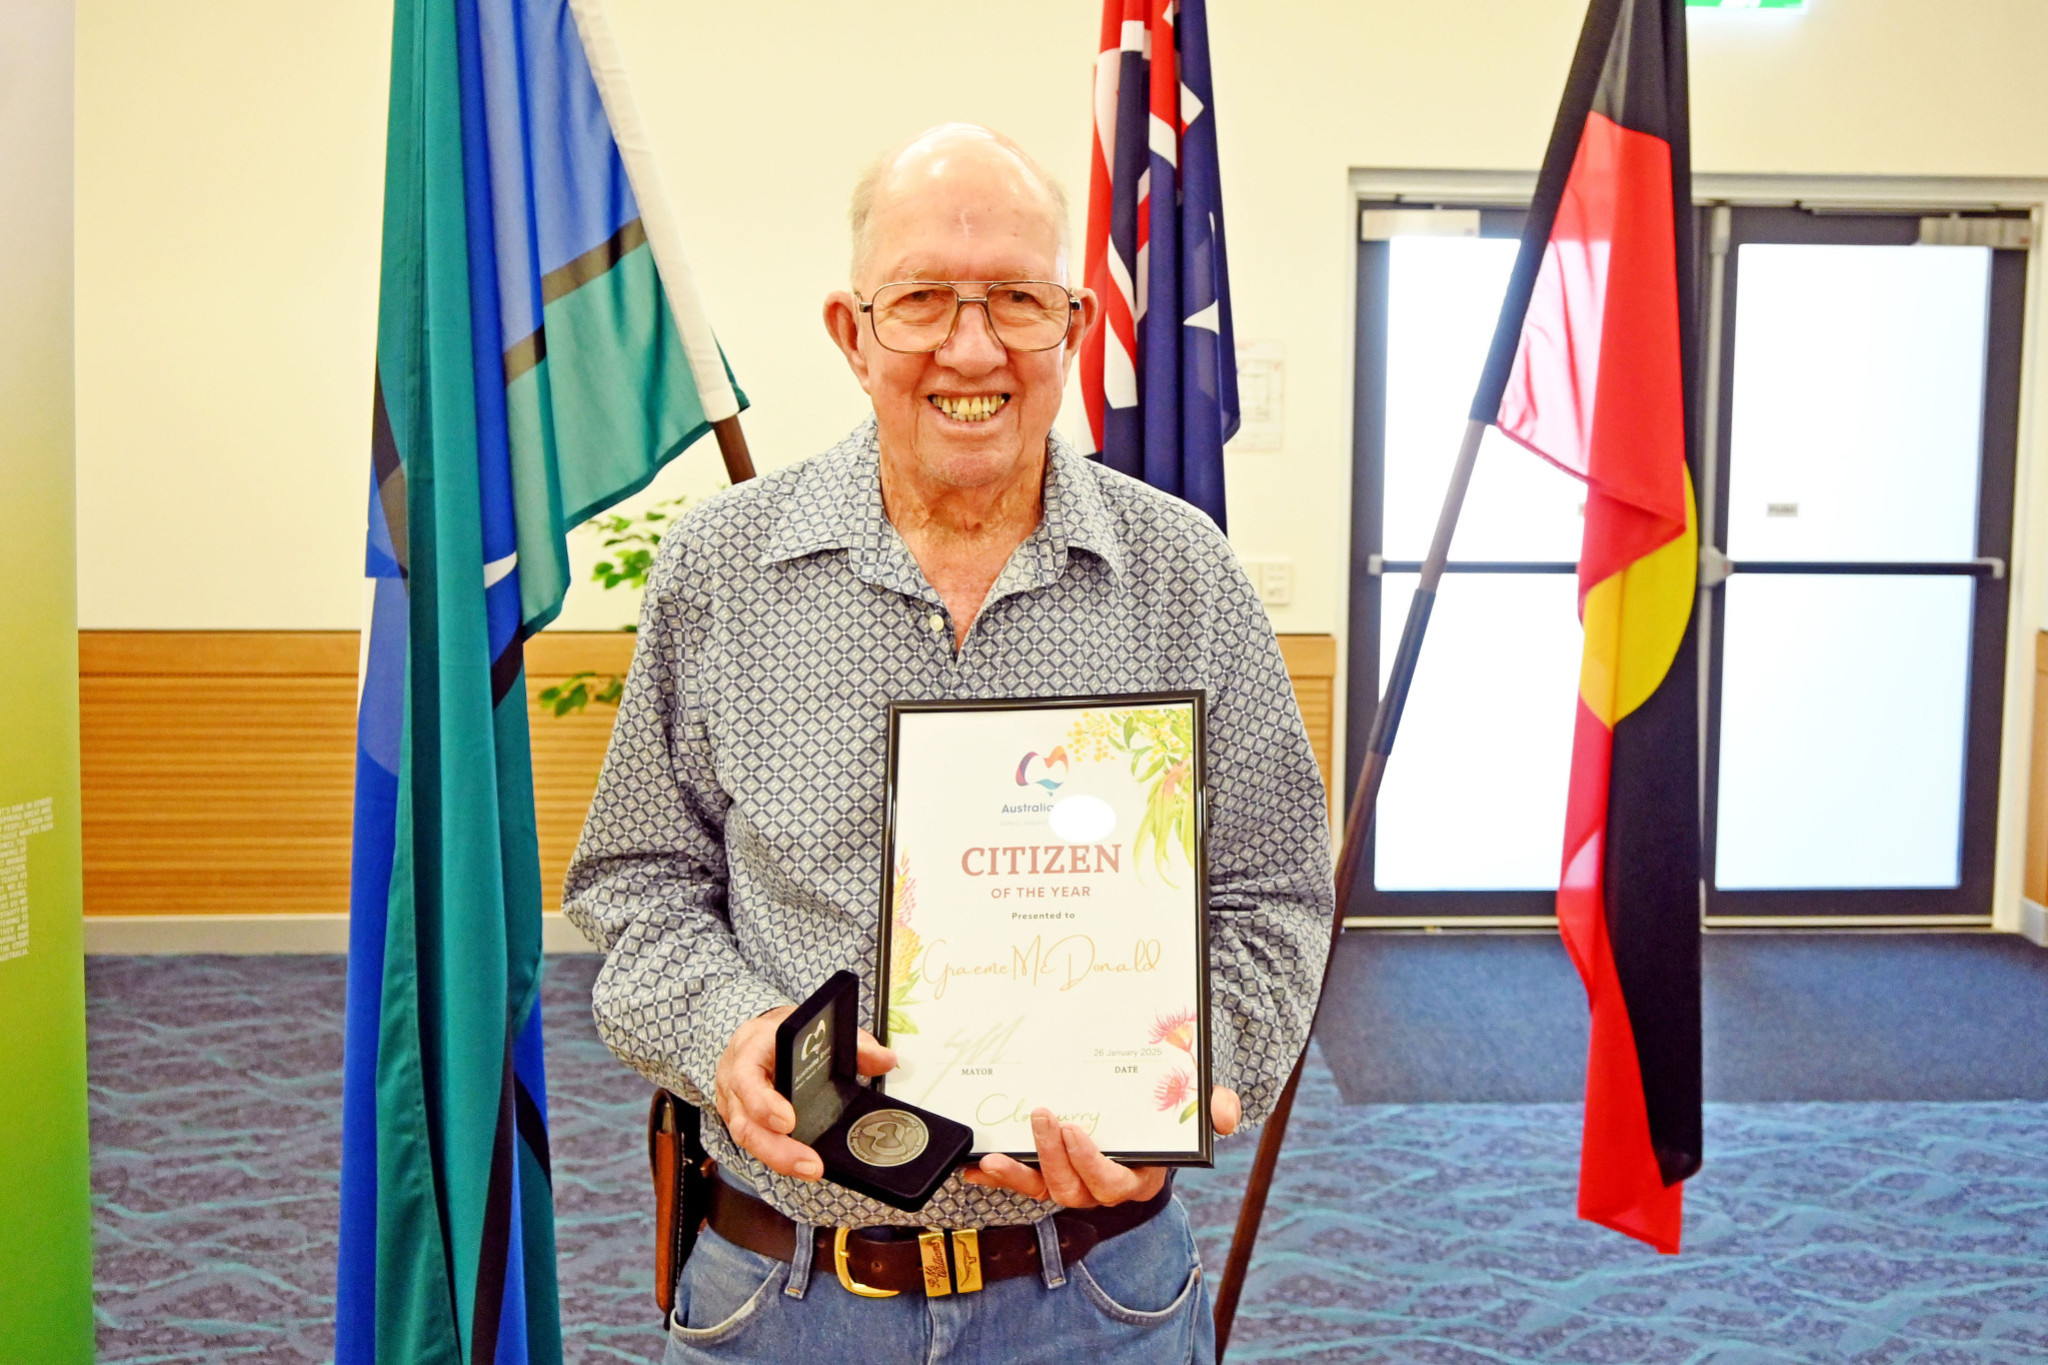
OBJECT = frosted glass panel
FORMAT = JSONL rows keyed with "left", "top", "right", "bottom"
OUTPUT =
{"left": 1714, "top": 575, "right": 1971, "bottom": 889}
{"left": 1384, "top": 237, "right": 1585, "bottom": 561}
{"left": 1724, "top": 245, "right": 1990, "bottom": 562}
{"left": 1374, "top": 573, "right": 1581, "bottom": 890}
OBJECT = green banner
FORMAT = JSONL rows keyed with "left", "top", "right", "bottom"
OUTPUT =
{"left": 0, "top": 1, "right": 94, "bottom": 1359}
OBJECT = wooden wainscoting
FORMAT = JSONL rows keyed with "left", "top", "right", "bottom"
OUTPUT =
{"left": 78, "top": 630, "right": 634, "bottom": 918}
{"left": 525, "top": 632, "right": 635, "bottom": 915}
{"left": 1278, "top": 633, "right": 1338, "bottom": 815}
{"left": 80, "top": 632, "right": 361, "bottom": 917}
{"left": 79, "top": 630, "right": 1340, "bottom": 917}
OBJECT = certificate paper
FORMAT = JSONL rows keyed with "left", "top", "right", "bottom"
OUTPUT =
{"left": 876, "top": 694, "right": 1211, "bottom": 1165}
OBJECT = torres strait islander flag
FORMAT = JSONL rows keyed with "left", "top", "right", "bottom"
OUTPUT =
{"left": 339, "top": 0, "right": 743, "bottom": 1359}
{"left": 1471, "top": 0, "right": 1703, "bottom": 1252}
{"left": 1082, "top": 0, "right": 1238, "bottom": 530}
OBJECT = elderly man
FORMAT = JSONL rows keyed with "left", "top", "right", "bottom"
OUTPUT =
{"left": 564, "top": 123, "right": 1332, "bottom": 1364}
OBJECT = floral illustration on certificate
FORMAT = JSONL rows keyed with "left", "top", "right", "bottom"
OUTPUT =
{"left": 1148, "top": 1006, "right": 1201, "bottom": 1124}
{"left": 1065, "top": 706, "right": 1197, "bottom": 883}
{"left": 886, "top": 852, "right": 920, "bottom": 1037}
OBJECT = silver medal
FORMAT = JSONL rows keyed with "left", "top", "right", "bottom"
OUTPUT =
{"left": 846, "top": 1108, "right": 929, "bottom": 1168}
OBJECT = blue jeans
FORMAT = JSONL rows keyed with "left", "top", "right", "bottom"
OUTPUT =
{"left": 661, "top": 1195, "right": 1215, "bottom": 1364}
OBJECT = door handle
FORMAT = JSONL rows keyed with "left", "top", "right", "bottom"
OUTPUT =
{"left": 1699, "top": 545, "right": 1733, "bottom": 589}
{"left": 1699, "top": 548, "right": 2005, "bottom": 582}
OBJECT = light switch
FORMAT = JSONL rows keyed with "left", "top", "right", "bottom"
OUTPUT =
{"left": 1244, "top": 558, "right": 1294, "bottom": 607}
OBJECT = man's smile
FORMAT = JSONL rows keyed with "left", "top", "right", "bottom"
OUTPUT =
{"left": 928, "top": 393, "right": 1011, "bottom": 423}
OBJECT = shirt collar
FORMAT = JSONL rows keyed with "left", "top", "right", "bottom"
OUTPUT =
{"left": 762, "top": 416, "right": 1126, "bottom": 588}
{"left": 1043, "top": 429, "right": 1126, "bottom": 580}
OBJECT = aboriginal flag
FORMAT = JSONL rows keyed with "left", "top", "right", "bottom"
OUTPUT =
{"left": 1471, "top": 0, "right": 1702, "bottom": 1253}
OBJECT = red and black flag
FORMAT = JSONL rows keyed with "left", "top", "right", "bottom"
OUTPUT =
{"left": 1471, "top": 0, "right": 1702, "bottom": 1252}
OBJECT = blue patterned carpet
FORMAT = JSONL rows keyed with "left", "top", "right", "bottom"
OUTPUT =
{"left": 87, "top": 955, "right": 2048, "bottom": 1364}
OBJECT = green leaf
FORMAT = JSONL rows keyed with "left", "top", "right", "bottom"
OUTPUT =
{"left": 573, "top": 494, "right": 698, "bottom": 591}
{"left": 1178, "top": 1100, "right": 1198, "bottom": 1124}
{"left": 887, "top": 1010, "right": 918, "bottom": 1036}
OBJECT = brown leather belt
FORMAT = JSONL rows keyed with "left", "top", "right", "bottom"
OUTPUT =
{"left": 704, "top": 1175, "right": 1173, "bottom": 1298}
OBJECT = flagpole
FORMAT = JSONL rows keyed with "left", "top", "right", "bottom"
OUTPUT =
{"left": 712, "top": 415, "right": 756, "bottom": 484}
{"left": 1213, "top": 416, "right": 1488, "bottom": 1355}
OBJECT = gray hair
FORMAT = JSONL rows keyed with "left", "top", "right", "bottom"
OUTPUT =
{"left": 848, "top": 124, "right": 1072, "bottom": 284}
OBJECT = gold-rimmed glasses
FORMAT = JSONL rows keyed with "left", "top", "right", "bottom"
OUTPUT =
{"left": 857, "top": 280, "right": 1079, "bottom": 354}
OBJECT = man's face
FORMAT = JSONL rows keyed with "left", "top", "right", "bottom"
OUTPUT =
{"left": 827, "top": 145, "right": 1096, "bottom": 493}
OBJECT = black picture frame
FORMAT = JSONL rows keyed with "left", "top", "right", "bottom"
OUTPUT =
{"left": 875, "top": 691, "right": 1214, "bottom": 1168}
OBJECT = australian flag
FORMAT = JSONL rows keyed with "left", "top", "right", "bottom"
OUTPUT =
{"left": 1081, "top": 0, "right": 1238, "bottom": 531}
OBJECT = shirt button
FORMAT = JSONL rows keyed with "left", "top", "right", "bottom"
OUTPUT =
{"left": 927, "top": 613, "right": 946, "bottom": 634}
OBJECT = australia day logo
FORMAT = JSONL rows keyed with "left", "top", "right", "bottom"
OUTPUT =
{"left": 1000, "top": 746, "right": 1066, "bottom": 824}
{"left": 1002, "top": 744, "right": 1116, "bottom": 845}
{"left": 1014, "top": 747, "right": 1069, "bottom": 793}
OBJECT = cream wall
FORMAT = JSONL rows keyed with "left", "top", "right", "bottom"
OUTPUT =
{"left": 75, "top": 0, "right": 2048, "bottom": 637}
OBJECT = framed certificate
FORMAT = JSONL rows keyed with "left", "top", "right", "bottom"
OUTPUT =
{"left": 875, "top": 693, "right": 1212, "bottom": 1167}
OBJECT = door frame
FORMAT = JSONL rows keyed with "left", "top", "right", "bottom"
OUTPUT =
{"left": 1340, "top": 169, "right": 2048, "bottom": 932}
{"left": 1701, "top": 206, "right": 2024, "bottom": 921}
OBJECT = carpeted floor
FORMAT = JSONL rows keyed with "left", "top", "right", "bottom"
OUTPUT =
{"left": 1315, "top": 931, "right": 2048, "bottom": 1104}
{"left": 87, "top": 948, "right": 2048, "bottom": 1363}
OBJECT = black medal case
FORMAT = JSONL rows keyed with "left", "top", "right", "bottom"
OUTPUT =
{"left": 774, "top": 971, "right": 972, "bottom": 1212}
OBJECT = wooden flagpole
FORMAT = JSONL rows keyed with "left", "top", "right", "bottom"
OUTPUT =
{"left": 1213, "top": 416, "right": 1489, "bottom": 1355}
{"left": 711, "top": 414, "right": 756, "bottom": 484}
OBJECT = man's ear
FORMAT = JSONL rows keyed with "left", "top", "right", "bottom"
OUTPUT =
{"left": 823, "top": 291, "right": 874, "bottom": 395}
{"left": 1061, "top": 285, "right": 1104, "bottom": 379}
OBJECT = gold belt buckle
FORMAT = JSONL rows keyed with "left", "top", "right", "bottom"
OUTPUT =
{"left": 833, "top": 1227, "right": 899, "bottom": 1298}
{"left": 831, "top": 1226, "right": 982, "bottom": 1298}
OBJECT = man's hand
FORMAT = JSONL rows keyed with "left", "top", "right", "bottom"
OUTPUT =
{"left": 713, "top": 1005, "right": 897, "bottom": 1181}
{"left": 961, "top": 1086, "right": 1241, "bottom": 1207}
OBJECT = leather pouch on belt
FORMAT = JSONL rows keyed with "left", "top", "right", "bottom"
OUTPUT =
{"left": 648, "top": 1088, "right": 714, "bottom": 1316}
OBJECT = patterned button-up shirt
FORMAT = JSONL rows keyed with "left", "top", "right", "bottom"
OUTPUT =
{"left": 563, "top": 417, "right": 1333, "bottom": 1229}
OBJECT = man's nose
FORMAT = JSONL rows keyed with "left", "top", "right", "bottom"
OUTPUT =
{"left": 936, "top": 298, "right": 1007, "bottom": 370}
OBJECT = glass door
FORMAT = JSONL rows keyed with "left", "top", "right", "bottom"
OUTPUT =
{"left": 1703, "top": 208, "right": 2026, "bottom": 920}
{"left": 1345, "top": 199, "right": 2027, "bottom": 924}
{"left": 1346, "top": 205, "right": 1605, "bottom": 919}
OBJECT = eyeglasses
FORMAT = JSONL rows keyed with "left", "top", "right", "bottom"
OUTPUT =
{"left": 857, "top": 280, "right": 1079, "bottom": 354}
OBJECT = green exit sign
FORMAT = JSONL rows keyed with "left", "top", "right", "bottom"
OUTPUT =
{"left": 1687, "top": 0, "right": 1806, "bottom": 8}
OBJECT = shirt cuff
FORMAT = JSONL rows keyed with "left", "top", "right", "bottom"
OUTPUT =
{"left": 679, "top": 973, "right": 798, "bottom": 1103}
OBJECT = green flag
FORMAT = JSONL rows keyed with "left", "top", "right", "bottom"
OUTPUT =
{"left": 336, "top": 0, "right": 744, "bottom": 1359}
